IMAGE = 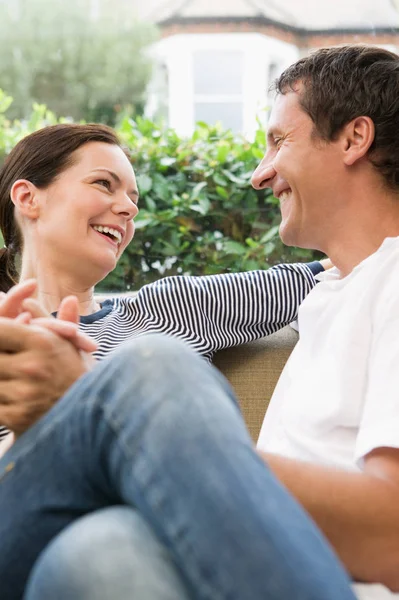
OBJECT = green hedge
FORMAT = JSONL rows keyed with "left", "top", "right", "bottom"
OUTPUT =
{"left": 0, "top": 92, "right": 321, "bottom": 290}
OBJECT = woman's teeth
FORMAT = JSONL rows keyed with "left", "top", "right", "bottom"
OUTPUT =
{"left": 92, "top": 225, "right": 122, "bottom": 244}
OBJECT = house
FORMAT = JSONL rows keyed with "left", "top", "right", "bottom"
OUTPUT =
{"left": 140, "top": 0, "right": 399, "bottom": 137}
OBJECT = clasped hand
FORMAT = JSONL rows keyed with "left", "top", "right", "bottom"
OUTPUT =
{"left": 0, "top": 281, "right": 97, "bottom": 435}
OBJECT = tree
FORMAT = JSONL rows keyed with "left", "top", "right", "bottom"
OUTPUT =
{"left": 0, "top": 0, "right": 157, "bottom": 123}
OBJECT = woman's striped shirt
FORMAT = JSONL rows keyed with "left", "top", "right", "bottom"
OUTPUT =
{"left": 0, "top": 261, "right": 322, "bottom": 444}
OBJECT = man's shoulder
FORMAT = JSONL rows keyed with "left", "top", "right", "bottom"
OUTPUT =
{"left": 367, "top": 237, "right": 399, "bottom": 289}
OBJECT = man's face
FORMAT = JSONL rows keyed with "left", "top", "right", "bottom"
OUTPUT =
{"left": 251, "top": 87, "right": 344, "bottom": 252}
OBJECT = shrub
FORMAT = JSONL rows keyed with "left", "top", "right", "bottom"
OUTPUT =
{"left": 101, "top": 116, "right": 320, "bottom": 290}
{"left": 0, "top": 95, "right": 321, "bottom": 288}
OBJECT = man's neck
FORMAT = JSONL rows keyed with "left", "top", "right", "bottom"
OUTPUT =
{"left": 324, "top": 191, "right": 399, "bottom": 277}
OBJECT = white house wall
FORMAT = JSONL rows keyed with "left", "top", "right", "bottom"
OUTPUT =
{"left": 147, "top": 33, "right": 299, "bottom": 137}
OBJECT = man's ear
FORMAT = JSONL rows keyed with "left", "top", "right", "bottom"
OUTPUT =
{"left": 342, "top": 116, "right": 375, "bottom": 166}
{"left": 10, "top": 180, "right": 41, "bottom": 219}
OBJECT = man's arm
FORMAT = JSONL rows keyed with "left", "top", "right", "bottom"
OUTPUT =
{"left": 259, "top": 449, "right": 399, "bottom": 591}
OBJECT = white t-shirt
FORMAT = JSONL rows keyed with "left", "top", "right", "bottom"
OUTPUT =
{"left": 257, "top": 237, "right": 399, "bottom": 600}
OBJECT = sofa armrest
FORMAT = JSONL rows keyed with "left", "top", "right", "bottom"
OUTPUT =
{"left": 213, "top": 326, "right": 298, "bottom": 441}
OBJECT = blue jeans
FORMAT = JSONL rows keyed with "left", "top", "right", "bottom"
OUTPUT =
{"left": 0, "top": 334, "right": 356, "bottom": 600}
{"left": 25, "top": 506, "right": 191, "bottom": 600}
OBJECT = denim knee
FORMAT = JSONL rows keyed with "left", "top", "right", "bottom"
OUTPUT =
{"left": 109, "top": 333, "right": 232, "bottom": 401}
{"left": 112, "top": 333, "right": 199, "bottom": 376}
{"left": 25, "top": 506, "right": 190, "bottom": 600}
{"left": 94, "top": 332, "right": 238, "bottom": 436}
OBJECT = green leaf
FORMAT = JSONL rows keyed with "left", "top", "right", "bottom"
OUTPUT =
{"left": 222, "top": 169, "right": 248, "bottom": 185}
{"left": 255, "top": 128, "right": 266, "bottom": 148}
{"left": 177, "top": 150, "right": 190, "bottom": 161}
{"left": 191, "top": 196, "right": 211, "bottom": 216}
{"left": 134, "top": 216, "right": 157, "bottom": 230}
{"left": 223, "top": 241, "right": 247, "bottom": 255}
{"left": 216, "top": 186, "right": 228, "bottom": 199}
{"left": 191, "top": 181, "right": 207, "bottom": 199}
{"left": 213, "top": 173, "right": 228, "bottom": 186}
{"left": 244, "top": 259, "right": 262, "bottom": 271}
{"left": 263, "top": 242, "right": 276, "bottom": 256}
{"left": 251, "top": 147, "right": 264, "bottom": 160}
{"left": 260, "top": 225, "right": 280, "bottom": 244}
{"left": 217, "top": 143, "right": 230, "bottom": 163}
{"left": 245, "top": 237, "right": 259, "bottom": 249}
{"left": 145, "top": 195, "right": 157, "bottom": 212}
{"left": 136, "top": 173, "right": 152, "bottom": 194}
{"left": 153, "top": 176, "right": 170, "bottom": 202}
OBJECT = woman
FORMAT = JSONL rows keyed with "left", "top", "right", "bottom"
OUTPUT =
{"left": 0, "top": 123, "right": 325, "bottom": 448}
{"left": 0, "top": 125, "right": 352, "bottom": 600}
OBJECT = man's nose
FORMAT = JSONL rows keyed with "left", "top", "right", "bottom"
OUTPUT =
{"left": 251, "top": 157, "right": 276, "bottom": 190}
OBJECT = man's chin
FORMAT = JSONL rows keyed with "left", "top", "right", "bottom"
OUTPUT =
{"left": 279, "top": 221, "right": 297, "bottom": 247}
{"left": 279, "top": 224, "right": 320, "bottom": 251}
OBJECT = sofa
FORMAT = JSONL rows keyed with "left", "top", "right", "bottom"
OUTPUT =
{"left": 213, "top": 325, "right": 299, "bottom": 441}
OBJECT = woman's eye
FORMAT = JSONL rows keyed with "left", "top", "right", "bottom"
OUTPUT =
{"left": 96, "top": 179, "right": 111, "bottom": 190}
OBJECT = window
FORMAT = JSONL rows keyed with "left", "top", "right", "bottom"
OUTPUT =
{"left": 193, "top": 50, "right": 244, "bottom": 131}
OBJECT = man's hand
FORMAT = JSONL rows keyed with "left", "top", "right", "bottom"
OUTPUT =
{"left": 0, "top": 318, "right": 90, "bottom": 436}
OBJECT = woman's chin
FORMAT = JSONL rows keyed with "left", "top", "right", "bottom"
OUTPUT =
{"left": 85, "top": 257, "right": 116, "bottom": 285}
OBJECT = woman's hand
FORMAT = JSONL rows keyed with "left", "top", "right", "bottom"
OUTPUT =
{"left": 0, "top": 318, "right": 92, "bottom": 435}
{"left": 21, "top": 295, "right": 97, "bottom": 354}
{"left": 0, "top": 284, "right": 97, "bottom": 434}
{"left": 0, "top": 281, "right": 98, "bottom": 355}
{"left": 0, "top": 279, "right": 37, "bottom": 319}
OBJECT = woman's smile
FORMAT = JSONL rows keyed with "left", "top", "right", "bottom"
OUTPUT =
{"left": 91, "top": 224, "right": 124, "bottom": 246}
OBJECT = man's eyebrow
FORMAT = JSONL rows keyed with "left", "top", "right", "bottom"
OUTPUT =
{"left": 90, "top": 168, "right": 139, "bottom": 199}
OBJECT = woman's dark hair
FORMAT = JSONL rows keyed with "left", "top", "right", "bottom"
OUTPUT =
{"left": 273, "top": 44, "right": 399, "bottom": 192}
{"left": 0, "top": 123, "right": 123, "bottom": 292}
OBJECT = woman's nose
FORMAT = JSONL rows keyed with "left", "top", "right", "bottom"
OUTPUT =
{"left": 112, "top": 194, "right": 139, "bottom": 219}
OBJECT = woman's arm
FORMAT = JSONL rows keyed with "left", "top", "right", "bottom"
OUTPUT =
{"left": 137, "top": 262, "right": 324, "bottom": 358}
{"left": 0, "top": 429, "right": 14, "bottom": 457}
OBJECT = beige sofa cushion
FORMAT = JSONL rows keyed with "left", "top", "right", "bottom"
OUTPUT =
{"left": 213, "top": 326, "right": 298, "bottom": 441}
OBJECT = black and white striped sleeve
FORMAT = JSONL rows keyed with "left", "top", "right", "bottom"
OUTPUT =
{"left": 136, "top": 262, "right": 321, "bottom": 358}
{"left": 0, "top": 425, "right": 9, "bottom": 442}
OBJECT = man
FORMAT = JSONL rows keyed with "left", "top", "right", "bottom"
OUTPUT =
{"left": 251, "top": 44, "right": 399, "bottom": 598}
{"left": 1, "top": 43, "right": 399, "bottom": 600}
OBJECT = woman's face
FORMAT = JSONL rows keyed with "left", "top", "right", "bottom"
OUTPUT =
{"left": 29, "top": 141, "right": 139, "bottom": 283}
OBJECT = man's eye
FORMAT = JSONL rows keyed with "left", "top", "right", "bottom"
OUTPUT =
{"left": 96, "top": 179, "right": 111, "bottom": 190}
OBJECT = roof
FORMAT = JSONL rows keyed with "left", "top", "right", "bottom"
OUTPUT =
{"left": 140, "top": 0, "right": 399, "bottom": 32}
